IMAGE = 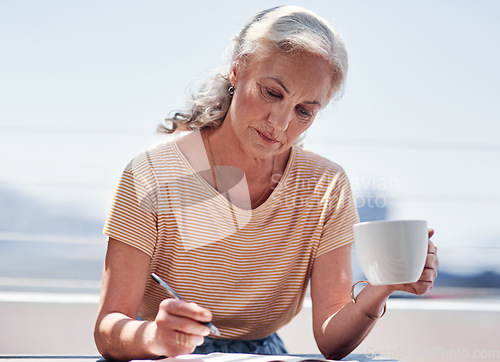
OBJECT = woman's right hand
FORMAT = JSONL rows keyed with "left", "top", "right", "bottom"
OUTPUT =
{"left": 150, "top": 298, "right": 213, "bottom": 357}
{"left": 95, "top": 239, "right": 213, "bottom": 360}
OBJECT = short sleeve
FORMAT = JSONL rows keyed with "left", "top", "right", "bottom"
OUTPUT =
{"left": 316, "top": 169, "right": 359, "bottom": 257}
{"left": 103, "top": 152, "right": 158, "bottom": 257}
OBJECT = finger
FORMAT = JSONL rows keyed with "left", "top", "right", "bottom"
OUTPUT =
{"left": 157, "top": 300, "right": 211, "bottom": 336}
{"left": 155, "top": 312, "right": 210, "bottom": 338}
{"left": 425, "top": 252, "right": 439, "bottom": 269}
{"left": 153, "top": 317, "right": 208, "bottom": 357}
{"left": 174, "top": 330, "right": 205, "bottom": 348}
{"left": 414, "top": 282, "right": 433, "bottom": 295}
{"left": 396, "top": 281, "right": 431, "bottom": 296}
{"left": 420, "top": 266, "right": 438, "bottom": 283}
{"left": 427, "top": 240, "right": 438, "bottom": 255}
{"left": 167, "top": 331, "right": 197, "bottom": 357}
{"left": 428, "top": 228, "right": 435, "bottom": 239}
{"left": 169, "top": 330, "right": 206, "bottom": 357}
{"left": 161, "top": 299, "right": 213, "bottom": 323}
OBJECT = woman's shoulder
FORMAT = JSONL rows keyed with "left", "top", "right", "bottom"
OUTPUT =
{"left": 129, "top": 137, "right": 178, "bottom": 163}
{"left": 121, "top": 137, "right": 179, "bottom": 179}
{"left": 293, "top": 146, "right": 345, "bottom": 176}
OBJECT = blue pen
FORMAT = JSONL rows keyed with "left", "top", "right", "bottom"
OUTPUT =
{"left": 151, "top": 273, "right": 221, "bottom": 336}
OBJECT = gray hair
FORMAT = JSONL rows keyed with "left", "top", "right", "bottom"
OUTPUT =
{"left": 159, "top": 5, "right": 348, "bottom": 134}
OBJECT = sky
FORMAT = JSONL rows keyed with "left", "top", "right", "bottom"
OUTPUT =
{"left": 1, "top": 0, "right": 499, "bottom": 272}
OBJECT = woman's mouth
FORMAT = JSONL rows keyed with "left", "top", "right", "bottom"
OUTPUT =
{"left": 255, "top": 129, "right": 279, "bottom": 145}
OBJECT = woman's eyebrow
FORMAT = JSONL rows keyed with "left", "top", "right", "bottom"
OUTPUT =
{"left": 267, "top": 77, "right": 289, "bottom": 94}
{"left": 266, "top": 76, "right": 323, "bottom": 107}
{"left": 305, "top": 100, "right": 322, "bottom": 106}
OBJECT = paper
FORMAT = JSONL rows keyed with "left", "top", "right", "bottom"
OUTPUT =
{"left": 137, "top": 352, "right": 358, "bottom": 362}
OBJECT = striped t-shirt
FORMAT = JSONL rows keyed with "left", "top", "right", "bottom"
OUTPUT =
{"left": 103, "top": 135, "right": 359, "bottom": 340}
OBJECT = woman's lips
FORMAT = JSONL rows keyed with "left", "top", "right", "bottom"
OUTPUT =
{"left": 255, "top": 129, "right": 279, "bottom": 144}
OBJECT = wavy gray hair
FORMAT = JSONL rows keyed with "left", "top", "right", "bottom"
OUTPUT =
{"left": 159, "top": 5, "right": 348, "bottom": 134}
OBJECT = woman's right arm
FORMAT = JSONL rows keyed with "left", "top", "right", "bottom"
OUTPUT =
{"left": 94, "top": 238, "right": 212, "bottom": 360}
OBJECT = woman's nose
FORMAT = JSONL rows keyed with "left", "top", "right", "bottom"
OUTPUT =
{"left": 268, "top": 104, "right": 292, "bottom": 131}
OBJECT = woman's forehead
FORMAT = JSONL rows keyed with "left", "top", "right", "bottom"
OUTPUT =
{"left": 241, "top": 52, "right": 334, "bottom": 103}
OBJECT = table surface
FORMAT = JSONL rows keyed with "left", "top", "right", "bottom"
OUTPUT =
{"left": 0, "top": 354, "right": 398, "bottom": 362}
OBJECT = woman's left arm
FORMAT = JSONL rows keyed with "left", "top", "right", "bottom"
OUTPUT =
{"left": 311, "top": 230, "right": 438, "bottom": 360}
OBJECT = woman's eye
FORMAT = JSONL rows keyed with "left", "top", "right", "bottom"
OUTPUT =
{"left": 296, "top": 106, "right": 313, "bottom": 120}
{"left": 267, "top": 89, "right": 281, "bottom": 98}
{"left": 260, "top": 85, "right": 282, "bottom": 99}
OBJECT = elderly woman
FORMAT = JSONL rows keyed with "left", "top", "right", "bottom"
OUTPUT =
{"left": 94, "top": 5, "right": 438, "bottom": 361}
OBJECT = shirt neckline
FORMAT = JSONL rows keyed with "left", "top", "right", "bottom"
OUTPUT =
{"left": 169, "top": 135, "right": 297, "bottom": 214}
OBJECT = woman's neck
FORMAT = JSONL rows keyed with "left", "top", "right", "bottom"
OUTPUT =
{"left": 203, "top": 127, "right": 286, "bottom": 181}
{"left": 202, "top": 126, "right": 290, "bottom": 208}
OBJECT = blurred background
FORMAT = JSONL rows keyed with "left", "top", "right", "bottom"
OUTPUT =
{"left": 1, "top": 0, "right": 499, "bottom": 361}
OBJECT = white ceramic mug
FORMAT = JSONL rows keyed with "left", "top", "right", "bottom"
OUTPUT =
{"left": 353, "top": 220, "right": 428, "bottom": 285}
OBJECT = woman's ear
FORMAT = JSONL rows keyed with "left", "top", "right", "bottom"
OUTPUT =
{"left": 229, "top": 59, "right": 242, "bottom": 85}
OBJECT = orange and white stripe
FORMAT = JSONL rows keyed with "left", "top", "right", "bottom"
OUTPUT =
{"left": 103, "top": 136, "right": 359, "bottom": 340}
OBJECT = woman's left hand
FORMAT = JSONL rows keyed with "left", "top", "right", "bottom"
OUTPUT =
{"left": 388, "top": 229, "right": 438, "bottom": 296}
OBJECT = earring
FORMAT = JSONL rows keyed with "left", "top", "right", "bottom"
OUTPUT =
{"left": 228, "top": 84, "right": 236, "bottom": 96}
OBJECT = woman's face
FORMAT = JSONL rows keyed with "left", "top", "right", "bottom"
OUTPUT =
{"left": 226, "top": 51, "right": 333, "bottom": 159}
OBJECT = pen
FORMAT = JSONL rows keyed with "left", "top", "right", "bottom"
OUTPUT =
{"left": 151, "top": 273, "right": 221, "bottom": 336}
